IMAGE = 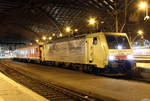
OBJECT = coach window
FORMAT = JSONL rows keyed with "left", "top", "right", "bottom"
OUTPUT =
{"left": 36, "top": 48, "right": 38, "bottom": 52}
{"left": 93, "top": 37, "right": 98, "bottom": 45}
{"left": 32, "top": 48, "right": 34, "bottom": 54}
{"left": 31, "top": 48, "right": 34, "bottom": 54}
{"left": 30, "top": 48, "right": 32, "bottom": 54}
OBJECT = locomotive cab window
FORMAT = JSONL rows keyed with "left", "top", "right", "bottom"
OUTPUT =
{"left": 106, "top": 35, "right": 130, "bottom": 49}
{"left": 93, "top": 37, "right": 98, "bottom": 45}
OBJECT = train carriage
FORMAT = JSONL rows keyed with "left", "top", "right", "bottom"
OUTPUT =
{"left": 14, "top": 45, "right": 41, "bottom": 63}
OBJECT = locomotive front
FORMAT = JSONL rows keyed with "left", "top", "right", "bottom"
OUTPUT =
{"left": 105, "top": 33, "right": 136, "bottom": 73}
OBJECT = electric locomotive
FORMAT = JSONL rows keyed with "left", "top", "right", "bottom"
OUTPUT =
{"left": 41, "top": 32, "right": 136, "bottom": 74}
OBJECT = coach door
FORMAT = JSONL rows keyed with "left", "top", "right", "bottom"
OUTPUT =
{"left": 87, "top": 37, "right": 93, "bottom": 63}
{"left": 87, "top": 36, "right": 104, "bottom": 68}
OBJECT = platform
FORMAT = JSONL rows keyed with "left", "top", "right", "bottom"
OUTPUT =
{"left": 137, "top": 63, "right": 150, "bottom": 69}
{"left": 0, "top": 72, "right": 48, "bottom": 101}
{"left": 3, "top": 60, "right": 150, "bottom": 101}
{"left": 136, "top": 63, "right": 150, "bottom": 81}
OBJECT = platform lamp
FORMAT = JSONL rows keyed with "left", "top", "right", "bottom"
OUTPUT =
{"left": 132, "top": 30, "right": 144, "bottom": 43}
{"left": 48, "top": 37, "right": 52, "bottom": 40}
{"left": 65, "top": 26, "right": 72, "bottom": 37}
{"left": 52, "top": 33, "right": 56, "bottom": 37}
{"left": 88, "top": 17, "right": 98, "bottom": 32}
{"left": 42, "top": 36, "right": 47, "bottom": 40}
{"left": 65, "top": 26, "right": 78, "bottom": 36}
{"left": 88, "top": 18, "right": 96, "bottom": 25}
{"left": 139, "top": 1, "right": 150, "bottom": 20}
{"left": 65, "top": 26, "right": 71, "bottom": 33}
{"left": 74, "top": 29, "right": 78, "bottom": 32}
{"left": 59, "top": 33, "right": 63, "bottom": 37}
{"left": 36, "top": 39, "right": 39, "bottom": 43}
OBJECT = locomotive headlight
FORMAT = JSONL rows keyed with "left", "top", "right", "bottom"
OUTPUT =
{"left": 118, "top": 45, "right": 122, "bottom": 50}
{"left": 127, "top": 55, "right": 134, "bottom": 60}
{"left": 109, "top": 55, "right": 115, "bottom": 61}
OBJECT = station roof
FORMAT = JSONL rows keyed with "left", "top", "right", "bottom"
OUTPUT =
{"left": 0, "top": 0, "right": 149, "bottom": 44}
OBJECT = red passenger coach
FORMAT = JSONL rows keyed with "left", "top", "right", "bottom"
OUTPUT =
{"left": 14, "top": 45, "right": 41, "bottom": 63}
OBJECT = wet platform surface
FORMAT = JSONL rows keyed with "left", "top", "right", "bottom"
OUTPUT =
{"left": 0, "top": 72, "right": 48, "bottom": 101}
{"left": 2, "top": 60, "right": 150, "bottom": 101}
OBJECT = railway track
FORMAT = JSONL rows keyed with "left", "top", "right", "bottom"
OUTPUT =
{"left": 10, "top": 60, "right": 150, "bottom": 83}
{"left": 0, "top": 63, "right": 102, "bottom": 101}
{"left": 40, "top": 61, "right": 150, "bottom": 84}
